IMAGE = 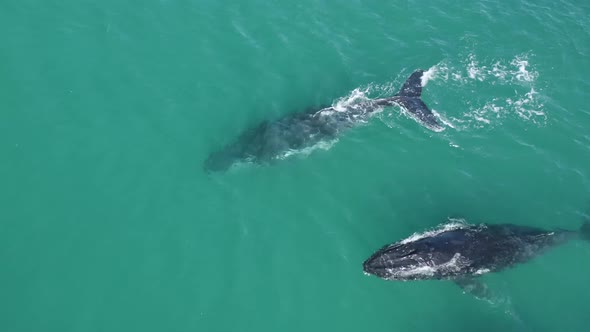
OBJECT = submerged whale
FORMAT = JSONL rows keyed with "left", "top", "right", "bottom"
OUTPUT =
{"left": 204, "top": 69, "right": 442, "bottom": 172}
{"left": 363, "top": 220, "right": 590, "bottom": 299}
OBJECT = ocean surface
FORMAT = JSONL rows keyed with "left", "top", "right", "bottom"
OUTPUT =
{"left": 2, "top": 1, "right": 590, "bottom": 331}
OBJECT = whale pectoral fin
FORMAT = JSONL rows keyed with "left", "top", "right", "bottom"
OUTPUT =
{"left": 453, "top": 278, "right": 492, "bottom": 301}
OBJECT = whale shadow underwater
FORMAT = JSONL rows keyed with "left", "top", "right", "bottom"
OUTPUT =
{"left": 204, "top": 69, "right": 443, "bottom": 172}
{"left": 363, "top": 219, "right": 590, "bottom": 300}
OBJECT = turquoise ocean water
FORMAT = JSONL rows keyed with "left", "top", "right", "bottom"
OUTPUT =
{"left": 2, "top": 1, "right": 590, "bottom": 331}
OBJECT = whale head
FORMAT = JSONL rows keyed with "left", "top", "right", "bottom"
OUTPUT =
{"left": 362, "top": 243, "right": 426, "bottom": 280}
{"left": 362, "top": 235, "right": 468, "bottom": 281}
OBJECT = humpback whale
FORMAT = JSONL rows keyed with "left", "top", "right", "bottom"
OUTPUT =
{"left": 363, "top": 220, "right": 590, "bottom": 298}
{"left": 204, "top": 69, "right": 442, "bottom": 172}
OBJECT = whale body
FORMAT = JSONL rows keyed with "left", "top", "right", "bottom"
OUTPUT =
{"left": 204, "top": 69, "right": 442, "bottom": 172}
{"left": 363, "top": 221, "right": 590, "bottom": 299}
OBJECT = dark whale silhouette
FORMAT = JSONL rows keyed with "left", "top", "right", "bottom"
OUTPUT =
{"left": 204, "top": 70, "right": 442, "bottom": 172}
{"left": 363, "top": 220, "right": 590, "bottom": 299}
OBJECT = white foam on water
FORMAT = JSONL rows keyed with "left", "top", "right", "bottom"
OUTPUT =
{"left": 432, "top": 109, "right": 456, "bottom": 129}
{"left": 421, "top": 53, "right": 546, "bottom": 129}
{"left": 474, "top": 115, "right": 491, "bottom": 124}
{"left": 428, "top": 53, "right": 542, "bottom": 86}
{"left": 467, "top": 54, "right": 486, "bottom": 81}
{"left": 278, "top": 138, "right": 339, "bottom": 160}
{"left": 421, "top": 66, "right": 438, "bottom": 86}
{"left": 511, "top": 56, "right": 538, "bottom": 82}
{"left": 449, "top": 142, "right": 460, "bottom": 148}
{"left": 400, "top": 220, "right": 469, "bottom": 244}
{"left": 474, "top": 268, "right": 491, "bottom": 275}
{"left": 333, "top": 87, "right": 372, "bottom": 112}
{"left": 491, "top": 61, "right": 508, "bottom": 80}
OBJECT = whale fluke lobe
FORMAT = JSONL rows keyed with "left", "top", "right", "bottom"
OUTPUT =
{"left": 397, "top": 69, "right": 424, "bottom": 97}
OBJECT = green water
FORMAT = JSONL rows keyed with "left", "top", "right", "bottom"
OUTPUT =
{"left": 2, "top": 1, "right": 590, "bottom": 331}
